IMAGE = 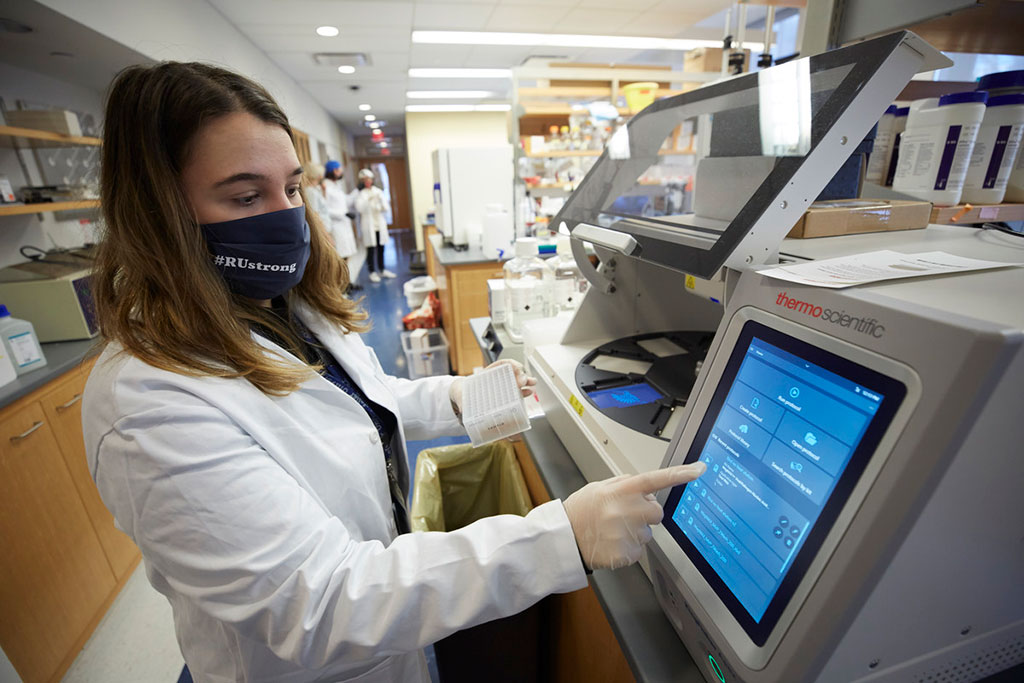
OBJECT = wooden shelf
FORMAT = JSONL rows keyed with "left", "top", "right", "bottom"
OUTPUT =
{"left": 0, "top": 200, "right": 100, "bottom": 216}
{"left": 930, "top": 203, "right": 1024, "bottom": 225}
{"left": 0, "top": 125, "right": 101, "bottom": 148}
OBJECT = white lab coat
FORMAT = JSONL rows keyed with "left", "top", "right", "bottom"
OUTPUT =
{"left": 303, "top": 184, "right": 331, "bottom": 232}
{"left": 355, "top": 185, "right": 390, "bottom": 249}
{"left": 324, "top": 179, "right": 358, "bottom": 258}
{"left": 82, "top": 301, "right": 587, "bottom": 683}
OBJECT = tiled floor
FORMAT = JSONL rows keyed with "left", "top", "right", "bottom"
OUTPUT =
{"left": 63, "top": 231, "right": 460, "bottom": 682}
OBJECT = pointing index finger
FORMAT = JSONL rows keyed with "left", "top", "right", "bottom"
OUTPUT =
{"left": 618, "top": 463, "right": 707, "bottom": 495}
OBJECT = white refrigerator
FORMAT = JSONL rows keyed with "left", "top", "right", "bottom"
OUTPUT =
{"left": 432, "top": 145, "right": 514, "bottom": 249}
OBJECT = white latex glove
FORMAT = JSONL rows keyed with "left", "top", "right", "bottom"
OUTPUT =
{"left": 448, "top": 359, "right": 537, "bottom": 419}
{"left": 564, "top": 463, "right": 707, "bottom": 571}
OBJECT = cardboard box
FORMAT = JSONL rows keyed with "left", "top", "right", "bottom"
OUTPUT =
{"left": 683, "top": 47, "right": 750, "bottom": 73}
{"left": 787, "top": 199, "right": 932, "bottom": 239}
{"left": 4, "top": 109, "right": 82, "bottom": 136}
{"left": 487, "top": 279, "right": 506, "bottom": 325}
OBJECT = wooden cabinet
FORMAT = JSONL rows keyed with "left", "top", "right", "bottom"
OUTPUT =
{"left": 0, "top": 362, "right": 140, "bottom": 683}
{"left": 41, "top": 370, "right": 138, "bottom": 580}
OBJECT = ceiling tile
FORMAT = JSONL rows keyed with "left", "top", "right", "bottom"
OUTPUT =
{"left": 554, "top": 8, "right": 647, "bottom": 35}
{"left": 497, "top": 0, "right": 578, "bottom": 6}
{"left": 412, "top": 2, "right": 496, "bottom": 29}
{"left": 568, "top": 0, "right": 660, "bottom": 9}
{"left": 621, "top": 11, "right": 711, "bottom": 38}
{"left": 210, "top": 0, "right": 415, "bottom": 28}
{"left": 408, "top": 43, "right": 476, "bottom": 66}
{"left": 484, "top": 5, "right": 573, "bottom": 32}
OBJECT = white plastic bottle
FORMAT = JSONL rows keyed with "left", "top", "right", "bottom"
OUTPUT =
{"left": 503, "top": 238, "right": 548, "bottom": 343}
{"left": 0, "top": 305, "right": 47, "bottom": 376}
{"left": 544, "top": 235, "right": 588, "bottom": 314}
{"left": 865, "top": 105, "right": 898, "bottom": 184}
{"left": 892, "top": 92, "right": 988, "bottom": 206}
{"left": 962, "top": 94, "right": 1024, "bottom": 204}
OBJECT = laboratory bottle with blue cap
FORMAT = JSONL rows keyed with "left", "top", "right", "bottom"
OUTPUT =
{"left": 0, "top": 305, "right": 47, "bottom": 376}
{"left": 503, "top": 237, "right": 548, "bottom": 343}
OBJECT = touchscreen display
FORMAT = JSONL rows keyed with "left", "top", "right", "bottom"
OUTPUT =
{"left": 662, "top": 322, "right": 905, "bottom": 643}
{"left": 588, "top": 382, "right": 663, "bottom": 409}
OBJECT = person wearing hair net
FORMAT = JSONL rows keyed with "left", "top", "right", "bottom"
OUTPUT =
{"left": 355, "top": 168, "right": 395, "bottom": 283}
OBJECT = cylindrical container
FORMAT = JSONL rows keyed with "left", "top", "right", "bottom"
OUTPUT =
{"left": 543, "top": 235, "right": 588, "bottom": 314}
{"left": 892, "top": 92, "right": 988, "bottom": 206}
{"left": 977, "top": 70, "right": 1024, "bottom": 97}
{"left": 865, "top": 105, "right": 898, "bottom": 184}
{"left": 503, "top": 238, "right": 548, "bottom": 343}
{"left": 962, "top": 94, "right": 1024, "bottom": 204}
{"left": 883, "top": 106, "right": 909, "bottom": 187}
{"left": 0, "top": 305, "right": 47, "bottom": 376}
{"left": 622, "top": 82, "right": 659, "bottom": 114}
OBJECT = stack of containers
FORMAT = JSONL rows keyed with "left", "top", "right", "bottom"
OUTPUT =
{"left": 892, "top": 92, "right": 988, "bottom": 206}
{"left": 962, "top": 94, "right": 1024, "bottom": 204}
{"left": 976, "top": 70, "right": 1024, "bottom": 202}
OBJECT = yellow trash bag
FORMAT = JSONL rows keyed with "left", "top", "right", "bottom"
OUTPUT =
{"left": 411, "top": 441, "right": 533, "bottom": 532}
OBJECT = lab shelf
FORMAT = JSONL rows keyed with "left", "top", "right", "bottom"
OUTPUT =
{"left": 0, "top": 200, "right": 100, "bottom": 216}
{"left": 930, "top": 202, "right": 1024, "bottom": 225}
{"left": 0, "top": 124, "right": 102, "bottom": 148}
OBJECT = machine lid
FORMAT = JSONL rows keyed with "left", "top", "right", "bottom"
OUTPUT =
{"left": 553, "top": 31, "right": 950, "bottom": 280}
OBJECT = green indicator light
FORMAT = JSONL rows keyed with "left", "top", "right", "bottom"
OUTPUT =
{"left": 708, "top": 654, "right": 726, "bottom": 682}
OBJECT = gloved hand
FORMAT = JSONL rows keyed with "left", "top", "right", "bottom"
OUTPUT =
{"left": 564, "top": 463, "right": 707, "bottom": 571}
{"left": 448, "top": 359, "right": 537, "bottom": 420}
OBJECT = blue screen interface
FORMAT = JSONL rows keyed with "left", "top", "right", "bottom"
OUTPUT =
{"left": 588, "top": 382, "right": 663, "bottom": 409}
{"left": 670, "top": 337, "right": 885, "bottom": 622}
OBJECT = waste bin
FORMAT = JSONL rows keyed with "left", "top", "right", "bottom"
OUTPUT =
{"left": 410, "top": 442, "right": 545, "bottom": 682}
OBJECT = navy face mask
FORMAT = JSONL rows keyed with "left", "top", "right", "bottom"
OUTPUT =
{"left": 200, "top": 205, "right": 311, "bottom": 300}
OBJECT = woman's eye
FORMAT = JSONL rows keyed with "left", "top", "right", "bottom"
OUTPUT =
{"left": 237, "top": 194, "right": 258, "bottom": 207}
{"left": 287, "top": 186, "right": 301, "bottom": 197}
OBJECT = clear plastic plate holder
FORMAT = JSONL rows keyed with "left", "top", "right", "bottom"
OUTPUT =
{"left": 461, "top": 363, "right": 532, "bottom": 447}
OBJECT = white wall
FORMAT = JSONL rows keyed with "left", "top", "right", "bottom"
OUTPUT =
{"left": 405, "top": 111, "right": 510, "bottom": 251}
{"left": 36, "top": 0, "right": 346, "bottom": 156}
{"left": 0, "top": 61, "right": 105, "bottom": 268}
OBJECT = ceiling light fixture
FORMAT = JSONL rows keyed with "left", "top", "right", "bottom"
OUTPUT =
{"left": 405, "top": 104, "right": 511, "bottom": 113}
{"left": 338, "top": 65, "right": 356, "bottom": 74}
{"left": 408, "top": 68, "right": 512, "bottom": 79}
{"left": 364, "top": 114, "right": 376, "bottom": 121}
{"left": 316, "top": 26, "right": 339, "bottom": 37}
{"left": 411, "top": 30, "right": 762, "bottom": 52}
{"left": 358, "top": 104, "right": 372, "bottom": 111}
{"left": 406, "top": 91, "right": 493, "bottom": 99}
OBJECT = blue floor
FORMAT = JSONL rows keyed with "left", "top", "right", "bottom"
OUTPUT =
{"left": 353, "top": 229, "right": 471, "bottom": 480}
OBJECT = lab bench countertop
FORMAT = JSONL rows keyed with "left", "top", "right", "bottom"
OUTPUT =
{"left": 471, "top": 316, "right": 700, "bottom": 682}
{"left": 0, "top": 338, "right": 96, "bottom": 410}
{"left": 428, "top": 233, "right": 503, "bottom": 267}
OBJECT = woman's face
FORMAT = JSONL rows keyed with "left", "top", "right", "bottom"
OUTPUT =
{"left": 182, "top": 112, "right": 303, "bottom": 225}
{"left": 362, "top": 177, "right": 373, "bottom": 189}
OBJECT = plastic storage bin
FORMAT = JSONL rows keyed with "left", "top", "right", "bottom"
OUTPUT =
{"left": 400, "top": 328, "right": 449, "bottom": 379}
{"left": 402, "top": 275, "right": 436, "bottom": 309}
{"left": 461, "top": 363, "right": 531, "bottom": 446}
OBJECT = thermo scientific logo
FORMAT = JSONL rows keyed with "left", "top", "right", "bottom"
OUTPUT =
{"left": 774, "top": 291, "right": 885, "bottom": 338}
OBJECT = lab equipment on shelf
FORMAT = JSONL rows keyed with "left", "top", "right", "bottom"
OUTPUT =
{"left": 543, "top": 235, "right": 587, "bottom": 314}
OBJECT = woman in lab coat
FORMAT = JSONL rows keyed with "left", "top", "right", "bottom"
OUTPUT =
{"left": 84, "top": 61, "right": 705, "bottom": 683}
{"left": 323, "top": 159, "right": 358, "bottom": 260}
{"left": 355, "top": 168, "right": 395, "bottom": 283}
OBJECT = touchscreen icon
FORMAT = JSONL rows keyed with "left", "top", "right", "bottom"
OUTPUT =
{"left": 790, "top": 461, "right": 804, "bottom": 473}
{"left": 773, "top": 526, "right": 784, "bottom": 538}
{"left": 804, "top": 432, "right": 818, "bottom": 446}
{"left": 784, "top": 537, "right": 795, "bottom": 548}
{"left": 751, "top": 397, "right": 760, "bottom": 409}
{"left": 789, "top": 387, "right": 800, "bottom": 398}
{"left": 739, "top": 424, "right": 749, "bottom": 434}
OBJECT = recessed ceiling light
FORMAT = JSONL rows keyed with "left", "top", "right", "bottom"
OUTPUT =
{"left": 380, "top": 141, "right": 389, "bottom": 148}
{"left": 369, "top": 121, "right": 382, "bottom": 128}
{"left": 358, "top": 104, "right": 372, "bottom": 111}
{"left": 407, "top": 91, "right": 493, "bottom": 99}
{"left": 364, "top": 114, "right": 376, "bottom": 121}
{"left": 411, "top": 30, "right": 763, "bottom": 52}
{"left": 338, "top": 65, "right": 356, "bottom": 74}
{"left": 316, "top": 26, "right": 339, "bottom": 37}
{"left": 405, "top": 104, "right": 511, "bottom": 113}
{"left": 408, "top": 68, "right": 512, "bottom": 79}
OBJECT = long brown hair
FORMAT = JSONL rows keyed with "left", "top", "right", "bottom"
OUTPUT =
{"left": 96, "top": 62, "right": 367, "bottom": 395}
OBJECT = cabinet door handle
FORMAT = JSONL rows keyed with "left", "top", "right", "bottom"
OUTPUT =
{"left": 56, "top": 394, "right": 83, "bottom": 412}
{"left": 10, "top": 421, "right": 44, "bottom": 443}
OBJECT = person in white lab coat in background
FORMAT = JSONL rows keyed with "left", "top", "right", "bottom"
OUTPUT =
{"left": 355, "top": 168, "right": 395, "bottom": 283}
{"left": 84, "top": 61, "right": 705, "bottom": 683}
